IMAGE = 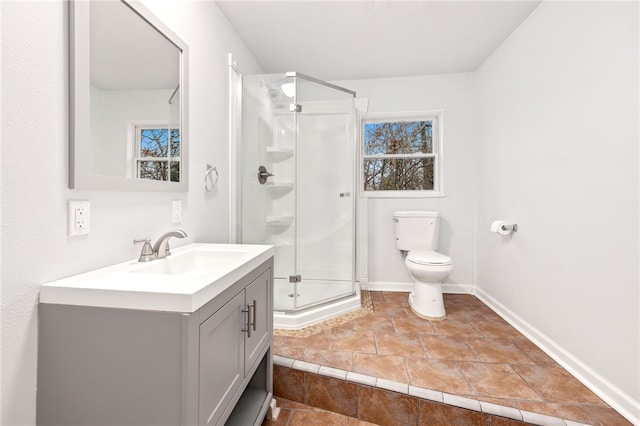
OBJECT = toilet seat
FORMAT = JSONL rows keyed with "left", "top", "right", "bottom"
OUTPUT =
{"left": 407, "top": 250, "right": 452, "bottom": 266}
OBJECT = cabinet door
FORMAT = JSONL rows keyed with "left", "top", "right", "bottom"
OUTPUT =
{"left": 199, "top": 291, "right": 244, "bottom": 425}
{"left": 244, "top": 269, "right": 272, "bottom": 374}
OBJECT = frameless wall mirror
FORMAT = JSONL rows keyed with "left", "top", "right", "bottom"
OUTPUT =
{"left": 70, "top": 0, "right": 189, "bottom": 191}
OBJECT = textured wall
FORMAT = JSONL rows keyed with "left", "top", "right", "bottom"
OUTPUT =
{"left": 0, "top": 1, "right": 261, "bottom": 423}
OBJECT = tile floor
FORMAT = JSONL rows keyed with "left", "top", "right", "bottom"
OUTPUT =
{"left": 272, "top": 291, "right": 631, "bottom": 426}
{"left": 263, "top": 397, "right": 378, "bottom": 426}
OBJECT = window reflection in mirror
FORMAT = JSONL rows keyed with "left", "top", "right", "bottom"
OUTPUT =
{"left": 90, "top": 1, "right": 180, "bottom": 181}
{"left": 70, "top": 0, "right": 188, "bottom": 191}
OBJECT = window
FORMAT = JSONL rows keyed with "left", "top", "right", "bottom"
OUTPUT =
{"left": 130, "top": 124, "right": 181, "bottom": 182}
{"left": 361, "top": 111, "right": 443, "bottom": 197}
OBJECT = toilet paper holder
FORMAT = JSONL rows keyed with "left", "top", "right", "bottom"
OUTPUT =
{"left": 490, "top": 220, "right": 518, "bottom": 235}
{"left": 503, "top": 223, "right": 517, "bottom": 232}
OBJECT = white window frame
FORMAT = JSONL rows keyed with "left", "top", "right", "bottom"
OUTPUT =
{"left": 360, "top": 110, "right": 444, "bottom": 198}
{"left": 127, "top": 121, "right": 181, "bottom": 181}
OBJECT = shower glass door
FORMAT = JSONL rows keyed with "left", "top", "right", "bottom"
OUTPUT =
{"left": 240, "top": 72, "right": 356, "bottom": 313}
{"left": 294, "top": 76, "right": 356, "bottom": 310}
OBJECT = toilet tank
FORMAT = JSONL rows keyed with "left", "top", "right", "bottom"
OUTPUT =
{"left": 393, "top": 211, "right": 440, "bottom": 251}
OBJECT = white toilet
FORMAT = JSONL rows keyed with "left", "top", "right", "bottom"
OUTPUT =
{"left": 393, "top": 211, "right": 453, "bottom": 320}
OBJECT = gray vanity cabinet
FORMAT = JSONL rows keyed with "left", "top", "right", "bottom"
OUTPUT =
{"left": 37, "top": 259, "right": 273, "bottom": 426}
{"left": 199, "top": 291, "right": 246, "bottom": 425}
{"left": 199, "top": 269, "right": 272, "bottom": 425}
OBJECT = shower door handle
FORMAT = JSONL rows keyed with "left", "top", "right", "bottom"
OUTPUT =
{"left": 258, "top": 165, "right": 274, "bottom": 184}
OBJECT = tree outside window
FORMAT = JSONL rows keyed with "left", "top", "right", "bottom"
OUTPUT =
{"left": 362, "top": 112, "right": 442, "bottom": 195}
{"left": 135, "top": 126, "right": 180, "bottom": 182}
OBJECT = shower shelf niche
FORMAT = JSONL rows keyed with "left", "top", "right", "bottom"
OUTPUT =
{"left": 266, "top": 146, "right": 294, "bottom": 162}
{"left": 266, "top": 215, "right": 294, "bottom": 232}
{"left": 265, "top": 182, "right": 294, "bottom": 198}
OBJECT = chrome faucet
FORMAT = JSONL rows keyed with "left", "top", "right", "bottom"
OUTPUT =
{"left": 152, "top": 230, "right": 187, "bottom": 259}
{"left": 134, "top": 230, "right": 187, "bottom": 262}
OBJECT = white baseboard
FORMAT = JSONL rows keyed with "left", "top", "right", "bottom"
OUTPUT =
{"left": 363, "top": 281, "right": 474, "bottom": 295}
{"left": 474, "top": 287, "right": 640, "bottom": 426}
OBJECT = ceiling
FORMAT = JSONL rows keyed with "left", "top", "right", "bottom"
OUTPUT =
{"left": 216, "top": 0, "right": 541, "bottom": 81}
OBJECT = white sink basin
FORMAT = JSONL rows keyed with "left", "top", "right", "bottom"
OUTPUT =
{"left": 132, "top": 247, "right": 252, "bottom": 276}
{"left": 39, "top": 243, "right": 274, "bottom": 313}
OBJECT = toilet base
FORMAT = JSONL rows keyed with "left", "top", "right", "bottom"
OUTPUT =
{"left": 408, "top": 282, "right": 446, "bottom": 320}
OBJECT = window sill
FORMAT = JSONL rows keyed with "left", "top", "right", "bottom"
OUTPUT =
{"left": 361, "top": 190, "right": 445, "bottom": 198}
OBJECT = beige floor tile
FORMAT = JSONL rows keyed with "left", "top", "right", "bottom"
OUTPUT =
{"left": 352, "top": 314, "right": 395, "bottom": 333}
{"left": 465, "top": 337, "right": 533, "bottom": 365}
{"left": 274, "top": 346, "right": 305, "bottom": 359}
{"left": 431, "top": 318, "right": 483, "bottom": 338}
{"left": 421, "top": 334, "right": 479, "bottom": 361}
{"left": 330, "top": 329, "right": 377, "bottom": 353}
{"left": 287, "top": 409, "right": 350, "bottom": 425}
{"left": 472, "top": 319, "right": 524, "bottom": 340}
{"left": 513, "top": 400, "right": 598, "bottom": 425}
{"left": 375, "top": 332, "right": 426, "bottom": 357}
{"left": 458, "top": 362, "right": 541, "bottom": 400}
{"left": 405, "top": 357, "right": 475, "bottom": 395}
{"left": 511, "top": 338, "right": 558, "bottom": 366}
{"left": 513, "top": 364, "right": 607, "bottom": 405}
{"left": 352, "top": 353, "right": 409, "bottom": 383}
{"left": 302, "top": 349, "right": 353, "bottom": 371}
{"left": 391, "top": 314, "right": 436, "bottom": 335}
{"left": 283, "top": 330, "right": 332, "bottom": 350}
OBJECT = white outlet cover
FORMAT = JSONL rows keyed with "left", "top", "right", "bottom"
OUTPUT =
{"left": 68, "top": 200, "right": 90, "bottom": 236}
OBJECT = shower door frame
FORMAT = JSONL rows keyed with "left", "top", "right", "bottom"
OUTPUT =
{"left": 231, "top": 66, "right": 359, "bottom": 314}
{"left": 289, "top": 72, "right": 358, "bottom": 312}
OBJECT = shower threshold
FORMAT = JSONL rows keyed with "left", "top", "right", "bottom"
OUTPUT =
{"left": 274, "top": 284, "right": 361, "bottom": 330}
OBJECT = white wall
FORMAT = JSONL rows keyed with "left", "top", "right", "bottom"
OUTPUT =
{"left": 0, "top": 1, "right": 261, "bottom": 424}
{"left": 334, "top": 73, "right": 476, "bottom": 291}
{"left": 475, "top": 1, "right": 639, "bottom": 421}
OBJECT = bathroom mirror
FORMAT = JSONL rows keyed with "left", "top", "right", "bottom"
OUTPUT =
{"left": 70, "top": 0, "right": 189, "bottom": 191}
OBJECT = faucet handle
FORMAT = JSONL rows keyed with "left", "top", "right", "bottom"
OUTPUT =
{"left": 133, "top": 239, "right": 155, "bottom": 262}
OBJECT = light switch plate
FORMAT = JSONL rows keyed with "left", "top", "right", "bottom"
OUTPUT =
{"left": 68, "top": 200, "right": 90, "bottom": 236}
{"left": 172, "top": 200, "right": 182, "bottom": 223}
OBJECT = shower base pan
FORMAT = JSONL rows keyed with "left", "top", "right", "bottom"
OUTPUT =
{"left": 273, "top": 281, "right": 361, "bottom": 330}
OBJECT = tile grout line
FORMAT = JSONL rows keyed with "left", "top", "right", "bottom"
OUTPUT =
{"left": 511, "top": 362, "right": 548, "bottom": 406}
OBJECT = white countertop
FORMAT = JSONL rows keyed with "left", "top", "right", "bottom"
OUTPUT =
{"left": 39, "top": 243, "right": 274, "bottom": 313}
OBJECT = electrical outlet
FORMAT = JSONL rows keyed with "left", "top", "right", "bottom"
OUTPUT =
{"left": 172, "top": 200, "right": 182, "bottom": 223}
{"left": 68, "top": 200, "right": 90, "bottom": 236}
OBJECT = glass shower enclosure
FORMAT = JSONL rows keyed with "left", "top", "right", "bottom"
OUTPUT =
{"left": 240, "top": 72, "right": 357, "bottom": 313}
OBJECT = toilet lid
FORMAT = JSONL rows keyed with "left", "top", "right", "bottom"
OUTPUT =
{"left": 407, "top": 250, "right": 452, "bottom": 266}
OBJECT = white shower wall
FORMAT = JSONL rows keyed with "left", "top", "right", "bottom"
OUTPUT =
{"left": 240, "top": 76, "right": 356, "bottom": 311}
